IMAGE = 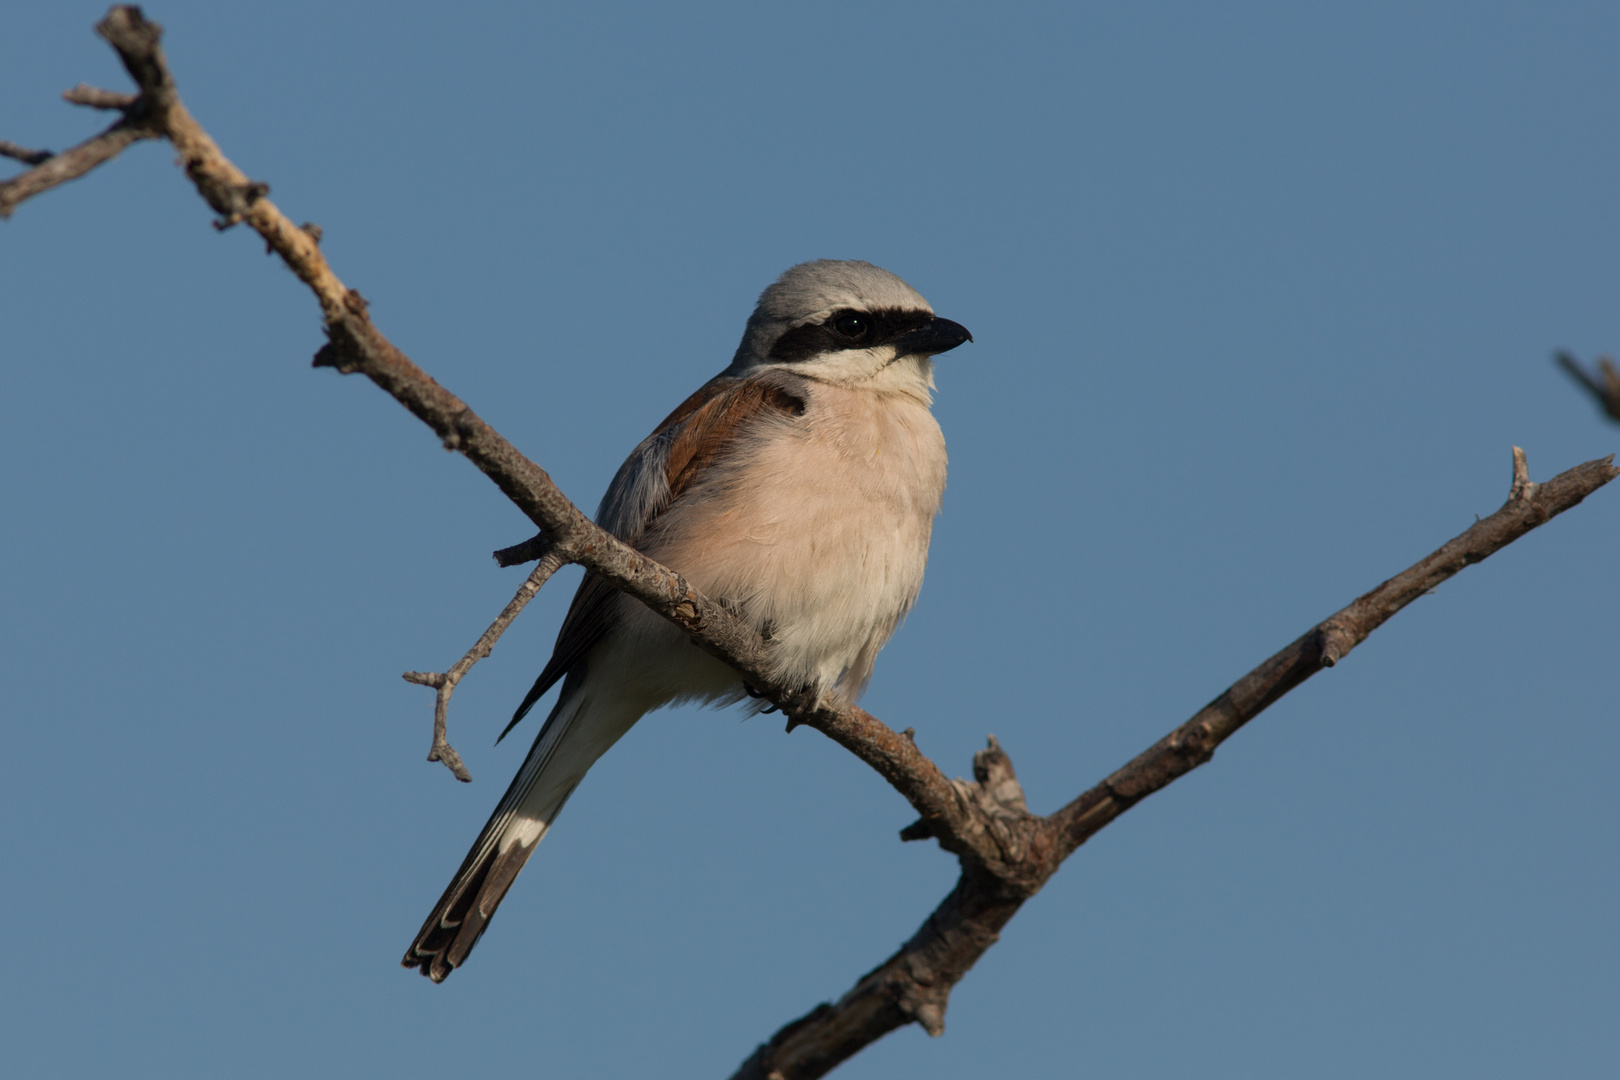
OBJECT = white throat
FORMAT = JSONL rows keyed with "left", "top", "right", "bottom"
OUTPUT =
{"left": 767, "top": 347, "right": 937, "bottom": 403}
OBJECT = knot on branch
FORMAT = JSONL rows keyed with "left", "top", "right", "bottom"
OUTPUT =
{"left": 493, "top": 532, "right": 554, "bottom": 567}
{"left": 663, "top": 580, "right": 710, "bottom": 633}
{"left": 62, "top": 84, "right": 139, "bottom": 111}
{"left": 888, "top": 898, "right": 1004, "bottom": 1038}
{"left": 897, "top": 984, "right": 949, "bottom": 1038}
{"left": 1103, "top": 718, "right": 1220, "bottom": 808}
{"left": 313, "top": 313, "right": 370, "bottom": 374}
{"left": 902, "top": 736, "right": 1048, "bottom": 888}
{"left": 1317, "top": 619, "right": 1356, "bottom": 668}
{"left": 1508, "top": 446, "right": 1540, "bottom": 506}
{"left": 968, "top": 735, "right": 1029, "bottom": 817}
{"left": 1164, "top": 720, "right": 1217, "bottom": 762}
{"left": 207, "top": 178, "right": 269, "bottom": 231}
{"left": 441, "top": 409, "right": 473, "bottom": 451}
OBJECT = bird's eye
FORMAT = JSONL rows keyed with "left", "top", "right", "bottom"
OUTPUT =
{"left": 830, "top": 311, "right": 871, "bottom": 342}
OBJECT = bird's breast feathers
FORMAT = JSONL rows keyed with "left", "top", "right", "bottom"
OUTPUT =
{"left": 601, "top": 369, "right": 946, "bottom": 699}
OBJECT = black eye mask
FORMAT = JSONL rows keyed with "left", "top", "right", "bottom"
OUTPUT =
{"left": 768, "top": 307, "right": 943, "bottom": 363}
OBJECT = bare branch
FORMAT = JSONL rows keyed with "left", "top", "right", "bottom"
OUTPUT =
{"left": 1556, "top": 351, "right": 1620, "bottom": 424}
{"left": 403, "top": 545, "right": 568, "bottom": 782}
{"left": 1, "top": 141, "right": 54, "bottom": 166}
{"left": 1046, "top": 449, "right": 1615, "bottom": 858}
{"left": 733, "top": 449, "right": 1617, "bottom": 1080}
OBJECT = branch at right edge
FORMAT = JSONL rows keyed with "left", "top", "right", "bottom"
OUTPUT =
{"left": 732, "top": 448, "right": 1617, "bottom": 1080}
{"left": 1556, "top": 351, "right": 1620, "bottom": 424}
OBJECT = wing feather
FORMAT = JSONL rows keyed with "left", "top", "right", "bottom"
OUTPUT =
{"left": 500, "top": 375, "right": 804, "bottom": 737}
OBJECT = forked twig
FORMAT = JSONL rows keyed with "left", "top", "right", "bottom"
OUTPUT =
{"left": 402, "top": 544, "right": 566, "bottom": 781}
{"left": 0, "top": 52, "right": 163, "bottom": 220}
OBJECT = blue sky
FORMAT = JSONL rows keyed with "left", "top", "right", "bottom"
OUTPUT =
{"left": 3, "top": 2, "right": 1617, "bottom": 1077}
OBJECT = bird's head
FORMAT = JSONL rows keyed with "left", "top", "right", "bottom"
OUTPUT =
{"left": 727, "top": 260, "right": 972, "bottom": 393}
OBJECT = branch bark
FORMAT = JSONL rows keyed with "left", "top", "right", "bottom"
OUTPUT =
{"left": 7, "top": 10, "right": 1616, "bottom": 1080}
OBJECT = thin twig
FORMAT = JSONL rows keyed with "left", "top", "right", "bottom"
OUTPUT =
{"left": 1556, "top": 351, "right": 1620, "bottom": 423}
{"left": 402, "top": 545, "right": 567, "bottom": 782}
{"left": 0, "top": 120, "right": 157, "bottom": 219}
{"left": 0, "top": 141, "right": 54, "bottom": 166}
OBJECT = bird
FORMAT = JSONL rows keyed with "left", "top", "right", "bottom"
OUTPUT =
{"left": 402, "top": 259, "right": 972, "bottom": 981}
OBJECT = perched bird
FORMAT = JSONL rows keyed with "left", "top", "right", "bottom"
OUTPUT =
{"left": 403, "top": 259, "right": 972, "bottom": 981}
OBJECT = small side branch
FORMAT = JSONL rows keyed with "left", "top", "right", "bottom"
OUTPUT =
{"left": 1556, "top": 351, "right": 1620, "bottom": 424}
{"left": 0, "top": 117, "right": 156, "bottom": 218}
{"left": 1, "top": 141, "right": 55, "bottom": 166}
{"left": 403, "top": 544, "right": 567, "bottom": 781}
{"left": 493, "top": 532, "right": 552, "bottom": 567}
{"left": 63, "top": 83, "right": 139, "bottom": 110}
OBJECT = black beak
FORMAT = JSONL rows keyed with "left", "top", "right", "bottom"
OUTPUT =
{"left": 893, "top": 316, "right": 973, "bottom": 357}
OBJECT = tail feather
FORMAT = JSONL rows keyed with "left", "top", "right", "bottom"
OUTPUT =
{"left": 403, "top": 672, "right": 650, "bottom": 982}
{"left": 403, "top": 784, "right": 576, "bottom": 981}
{"left": 402, "top": 686, "right": 589, "bottom": 982}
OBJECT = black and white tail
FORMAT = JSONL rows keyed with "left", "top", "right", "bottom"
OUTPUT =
{"left": 402, "top": 687, "right": 606, "bottom": 982}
